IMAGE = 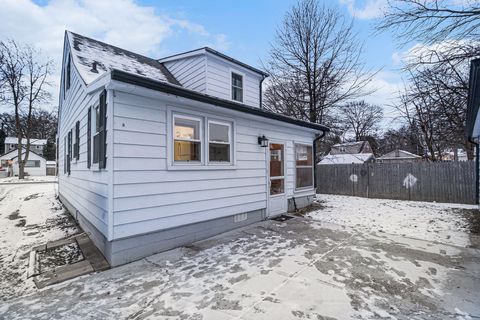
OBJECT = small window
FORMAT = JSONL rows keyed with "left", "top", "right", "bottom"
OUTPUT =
{"left": 93, "top": 105, "right": 100, "bottom": 164}
{"left": 25, "top": 160, "right": 40, "bottom": 168}
{"left": 208, "top": 121, "right": 231, "bottom": 163}
{"left": 174, "top": 116, "right": 202, "bottom": 162}
{"left": 295, "top": 144, "right": 313, "bottom": 189}
{"left": 231, "top": 72, "right": 243, "bottom": 102}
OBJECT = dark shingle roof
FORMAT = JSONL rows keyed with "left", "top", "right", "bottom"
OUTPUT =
{"left": 67, "top": 31, "right": 179, "bottom": 85}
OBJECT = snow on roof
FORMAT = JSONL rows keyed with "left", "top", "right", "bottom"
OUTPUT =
{"left": 67, "top": 31, "right": 179, "bottom": 85}
{"left": 4, "top": 137, "right": 47, "bottom": 145}
{"left": 318, "top": 153, "right": 374, "bottom": 165}
{"left": 378, "top": 150, "right": 421, "bottom": 160}
{"left": 332, "top": 141, "right": 365, "bottom": 148}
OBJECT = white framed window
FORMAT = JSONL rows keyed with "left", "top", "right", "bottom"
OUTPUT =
{"left": 173, "top": 115, "right": 202, "bottom": 162}
{"left": 295, "top": 144, "right": 314, "bottom": 189}
{"left": 208, "top": 120, "right": 231, "bottom": 163}
{"left": 92, "top": 105, "right": 100, "bottom": 164}
{"left": 231, "top": 72, "right": 243, "bottom": 102}
{"left": 25, "top": 160, "right": 41, "bottom": 168}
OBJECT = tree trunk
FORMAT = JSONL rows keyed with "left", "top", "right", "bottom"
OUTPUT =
{"left": 17, "top": 135, "right": 24, "bottom": 179}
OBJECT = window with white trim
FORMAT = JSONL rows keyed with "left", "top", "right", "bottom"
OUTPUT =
{"left": 174, "top": 115, "right": 202, "bottom": 162}
{"left": 208, "top": 120, "right": 231, "bottom": 163}
{"left": 231, "top": 72, "right": 243, "bottom": 102}
{"left": 295, "top": 144, "right": 313, "bottom": 189}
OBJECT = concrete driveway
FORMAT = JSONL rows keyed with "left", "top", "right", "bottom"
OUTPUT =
{"left": 2, "top": 206, "right": 480, "bottom": 319}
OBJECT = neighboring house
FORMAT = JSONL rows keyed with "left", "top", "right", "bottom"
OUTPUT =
{"left": 442, "top": 148, "right": 470, "bottom": 161}
{"left": 318, "top": 153, "right": 374, "bottom": 165}
{"left": 57, "top": 31, "right": 329, "bottom": 266}
{"left": 4, "top": 137, "right": 47, "bottom": 155}
{"left": 329, "top": 141, "right": 373, "bottom": 155}
{"left": 0, "top": 147, "right": 47, "bottom": 176}
{"left": 377, "top": 150, "right": 422, "bottom": 163}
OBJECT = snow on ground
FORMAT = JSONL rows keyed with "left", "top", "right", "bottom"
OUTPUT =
{"left": 308, "top": 194, "right": 479, "bottom": 247}
{"left": 0, "top": 182, "right": 79, "bottom": 301}
{"left": 0, "top": 176, "right": 57, "bottom": 184}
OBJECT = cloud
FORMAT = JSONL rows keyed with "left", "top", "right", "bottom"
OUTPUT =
{"left": 0, "top": 0, "right": 230, "bottom": 111}
{"left": 339, "top": 0, "right": 386, "bottom": 19}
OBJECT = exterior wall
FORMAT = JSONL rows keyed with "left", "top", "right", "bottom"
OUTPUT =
{"left": 205, "top": 54, "right": 262, "bottom": 108}
{"left": 110, "top": 90, "right": 316, "bottom": 243}
{"left": 57, "top": 44, "right": 110, "bottom": 240}
{"left": 163, "top": 55, "right": 207, "bottom": 93}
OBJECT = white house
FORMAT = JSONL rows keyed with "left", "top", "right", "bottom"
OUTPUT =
{"left": 0, "top": 147, "right": 47, "bottom": 176}
{"left": 4, "top": 137, "right": 47, "bottom": 154}
{"left": 57, "top": 31, "right": 329, "bottom": 266}
{"left": 319, "top": 153, "right": 374, "bottom": 165}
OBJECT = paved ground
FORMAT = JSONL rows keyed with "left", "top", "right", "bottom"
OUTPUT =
{"left": 2, "top": 194, "right": 480, "bottom": 319}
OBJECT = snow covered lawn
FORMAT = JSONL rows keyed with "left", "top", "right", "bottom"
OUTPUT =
{"left": 309, "top": 194, "right": 480, "bottom": 248}
{"left": 2, "top": 200, "right": 480, "bottom": 319}
{"left": 0, "top": 182, "right": 79, "bottom": 301}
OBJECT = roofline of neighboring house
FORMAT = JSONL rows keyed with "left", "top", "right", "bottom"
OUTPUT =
{"left": 378, "top": 156, "right": 421, "bottom": 160}
{"left": 158, "top": 47, "right": 269, "bottom": 78}
{"left": 0, "top": 146, "right": 46, "bottom": 160}
{"left": 466, "top": 58, "right": 480, "bottom": 139}
{"left": 110, "top": 69, "right": 329, "bottom": 132}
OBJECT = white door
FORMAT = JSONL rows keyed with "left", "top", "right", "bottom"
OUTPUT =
{"left": 267, "top": 142, "right": 287, "bottom": 217}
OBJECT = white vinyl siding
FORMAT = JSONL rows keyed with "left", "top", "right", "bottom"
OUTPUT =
{"left": 111, "top": 90, "right": 315, "bottom": 240}
{"left": 163, "top": 56, "right": 207, "bottom": 93}
{"left": 58, "top": 43, "right": 110, "bottom": 238}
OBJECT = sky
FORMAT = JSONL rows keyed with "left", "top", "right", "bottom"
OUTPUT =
{"left": 0, "top": 0, "right": 409, "bottom": 127}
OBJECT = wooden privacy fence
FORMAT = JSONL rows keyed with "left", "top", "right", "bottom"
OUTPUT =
{"left": 316, "top": 161, "right": 477, "bottom": 204}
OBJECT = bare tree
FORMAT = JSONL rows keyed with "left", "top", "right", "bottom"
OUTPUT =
{"left": 0, "top": 40, "right": 52, "bottom": 179}
{"left": 377, "top": 0, "right": 480, "bottom": 46}
{"left": 338, "top": 101, "right": 383, "bottom": 141}
{"left": 263, "top": 0, "right": 375, "bottom": 125}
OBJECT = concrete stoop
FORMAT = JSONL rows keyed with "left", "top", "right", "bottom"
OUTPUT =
{"left": 28, "top": 233, "right": 110, "bottom": 289}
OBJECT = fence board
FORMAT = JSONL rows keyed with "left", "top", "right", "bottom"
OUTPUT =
{"left": 316, "top": 161, "right": 476, "bottom": 204}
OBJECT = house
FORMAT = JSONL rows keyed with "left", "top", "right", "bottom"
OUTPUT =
{"left": 0, "top": 147, "right": 47, "bottom": 176}
{"left": 466, "top": 58, "right": 480, "bottom": 204}
{"left": 57, "top": 31, "right": 329, "bottom": 266}
{"left": 318, "top": 153, "right": 374, "bottom": 165}
{"left": 4, "top": 137, "right": 47, "bottom": 154}
{"left": 377, "top": 149, "right": 422, "bottom": 163}
{"left": 329, "top": 141, "right": 373, "bottom": 155}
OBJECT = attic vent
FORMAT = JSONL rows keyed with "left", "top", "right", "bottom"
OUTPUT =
{"left": 90, "top": 62, "right": 98, "bottom": 73}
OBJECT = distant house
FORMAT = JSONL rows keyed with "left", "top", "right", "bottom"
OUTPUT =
{"left": 4, "top": 137, "right": 47, "bottom": 155}
{"left": 377, "top": 150, "right": 422, "bottom": 163}
{"left": 0, "top": 147, "right": 47, "bottom": 176}
{"left": 57, "top": 31, "right": 329, "bottom": 266}
{"left": 330, "top": 141, "right": 373, "bottom": 155}
{"left": 319, "top": 153, "right": 374, "bottom": 165}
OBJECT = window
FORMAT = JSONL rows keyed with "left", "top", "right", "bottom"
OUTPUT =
{"left": 231, "top": 72, "right": 243, "bottom": 102}
{"left": 93, "top": 105, "right": 99, "bottom": 164}
{"left": 208, "top": 121, "right": 231, "bottom": 163}
{"left": 66, "top": 55, "right": 71, "bottom": 91}
{"left": 92, "top": 90, "right": 107, "bottom": 168}
{"left": 25, "top": 160, "right": 40, "bottom": 167}
{"left": 67, "top": 130, "right": 72, "bottom": 175}
{"left": 295, "top": 144, "right": 313, "bottom": 189}
{"left": 87, "top": 107, "right": 91, "bottom": 168}
{"left": 174, "top": 116, "right": 202, "bottom": 162}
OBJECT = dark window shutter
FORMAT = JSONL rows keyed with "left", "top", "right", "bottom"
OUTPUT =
{"left": 75, "top": 121, "right": 80, "bottom": 160}
{"left": 87, "top": 107, "right": 91, "bottom": 168}
{"left": 66, "top": 55, "right": 71, "bottom": 91}
{"left": 67, "top": 130, "right": 72, "bottom": 175}
{"left": 64, "top": 137, "right": 67, "bottom": 174}
{"left": 98, "top": 90, "right": 107, "bottom": 169}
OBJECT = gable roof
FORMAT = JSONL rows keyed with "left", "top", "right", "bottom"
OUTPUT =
{"left": 0, "top": 146, "right": 46, "bottom": 160}
{"left": 67, "top": 31, "right": 179, "bottom": 85}
{"left": 4, "top": 137, "right": 47, "bottom": 145}
{"left": 158, "top": 47, "right": 269, "bottom": 77}
{"left": 318, "top": 153, "right": 374, "bottom": 165}
{"left": 378, "top": 149, "right": 421, "bottom": 160}
{"left": 330, "top": 141, "right": 371, "bottom": 154}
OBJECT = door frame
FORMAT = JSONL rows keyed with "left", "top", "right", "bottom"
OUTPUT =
{"left": 266, "top": 140, "right": 288, "bottom": 217}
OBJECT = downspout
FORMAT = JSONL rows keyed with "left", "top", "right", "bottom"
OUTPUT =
{"left": 468, "top": 137, "right": 479, "bottom": 205}
{"left": 259, "top": 75, "right": 267, "bottom": 109}
{"left": 313, "top": 129, "right": 328, "bottom": 189}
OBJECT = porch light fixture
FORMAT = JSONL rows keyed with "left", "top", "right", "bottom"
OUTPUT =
{"left": 258, "top": 135, "right": 268, "bottom": 147}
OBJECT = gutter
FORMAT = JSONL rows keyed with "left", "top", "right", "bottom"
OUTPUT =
{"left": 313, "top": 130, "right": 328, "bottom": 189}
{"left": 110, "top": 69, "right": 329, "bottom": 132}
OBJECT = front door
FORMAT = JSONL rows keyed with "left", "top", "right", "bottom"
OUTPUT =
{"left": 267, "top": 142, "right": 287, "bottom": 217}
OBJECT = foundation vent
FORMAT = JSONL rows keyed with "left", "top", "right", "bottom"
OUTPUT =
{"left": 234, "top": 213, "right": 247, "bottom": 223}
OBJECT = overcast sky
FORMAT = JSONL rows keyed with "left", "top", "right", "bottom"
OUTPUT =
{"left": 0, "top": 0, "right": 414, "bottom": 127}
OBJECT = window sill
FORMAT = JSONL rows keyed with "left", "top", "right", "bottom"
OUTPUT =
{"left": 168, "top": 163, "right": 236, "bottom": 171}
{"left": 294, "top": 187, "right": 315, "bottom": 195}
{"left": 91, "top": 163, "right": 101, "bottom": 172}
